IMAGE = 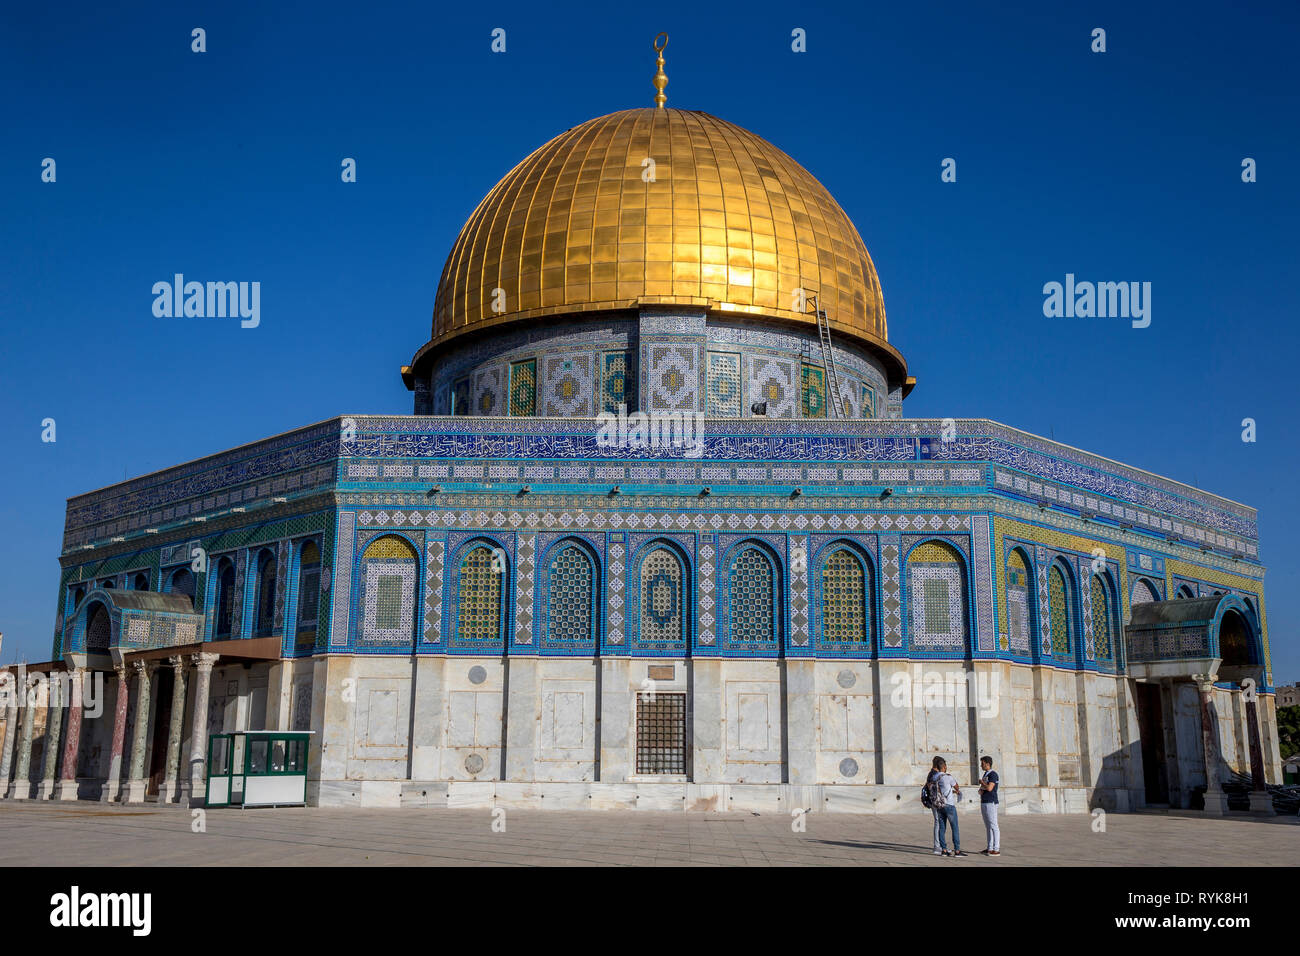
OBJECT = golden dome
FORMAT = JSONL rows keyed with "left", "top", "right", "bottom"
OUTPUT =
{"left": 425, "top": 108, "right": 903, "bottom": 376}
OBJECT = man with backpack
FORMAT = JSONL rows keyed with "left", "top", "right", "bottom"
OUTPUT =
{"left": 922, "top": 756, "right": 944, "bottom": 854}
{"left": 923, "top": 756, "right": 965, "bottom": 857}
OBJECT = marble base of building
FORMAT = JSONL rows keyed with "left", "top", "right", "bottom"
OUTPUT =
{"left": 310, "top": 779, "right": 1106, "bottom": 813}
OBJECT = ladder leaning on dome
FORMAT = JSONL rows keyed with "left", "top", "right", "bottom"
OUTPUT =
{"left": 808, "top": 297, "right": 847, "bottom": 419}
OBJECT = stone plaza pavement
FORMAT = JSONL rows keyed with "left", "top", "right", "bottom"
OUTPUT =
{"left": 0, "top": 802, "right": 1293, "bottom": 866}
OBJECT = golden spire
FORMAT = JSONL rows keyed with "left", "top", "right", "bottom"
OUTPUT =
{"left": 652, "top": 33, "right": 668, "bottom": 108}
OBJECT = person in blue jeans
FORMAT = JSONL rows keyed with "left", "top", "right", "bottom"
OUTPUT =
{"left": 926, "top": 756, "right": 945, "bottom": 854}
{"left": 933, "top": 757, "right": 965, "bottom": 857}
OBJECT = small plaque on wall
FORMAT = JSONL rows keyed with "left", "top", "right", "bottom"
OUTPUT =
{"left": 647, "top": 665, "right": 675, "bottom": 681}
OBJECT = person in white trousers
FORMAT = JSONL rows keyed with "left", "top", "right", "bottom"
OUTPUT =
{"left": 978, "top": 755, "right": 1001, "bottom": 856}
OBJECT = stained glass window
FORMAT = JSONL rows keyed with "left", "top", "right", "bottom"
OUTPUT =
{"left": 822, "top": 549, "right": 867, "bottom": 642}
{"left": 509, "top": 359, "right": 536, "bottom": 416}
{"left": 707, "top": 351, "right": 741, "bottom": 417}
{"left": 87, "top": 603, "right": 111, "bottom": 651}
{"left": 906, "top": 540, "right": 965, "bottom": 649}
{"left": 452, "top": 378, "right": 471, "bottom": 416}
{"left": 253, "top": 548, "right": 277, "bottom": 637}
{"left": 215, "top": 559, "right": 236, "bottom": 638}
{"left": 1091, "top": 573, "right": 1112, "bottom": 661}
{"left": 458, "top": 545, "right": 503, "bottom": 643}
{"left": 861, "top": 384, "right": 875, "bottom": 418}
{"left": 801, "top": 364, "right": 827, "bottom": 418}
{"left": 168, "top": 568, "right": 196, "bottom": 610}
{"left": 547, "top": 545, "right": 594, "bottom": 642}
{"left": 362, "top": 535, "right": 418, "bottom": 643}
{"left": 1006, "top": 549, "right": 1031, "bottom": 654}
{"left": 297, "top": 540, "right": 320, "bottom": 629}
{"left": 601, "top": 351, "right": 631, "bottom": 413}
{"left": 729, "top": 547, "right": 775, "bottom": 642}
{"left": 640, "top": 548, "right": 684, "bottom": 644}
{"left": 1049, "top": 564, "right": 1071, "bottom": 656}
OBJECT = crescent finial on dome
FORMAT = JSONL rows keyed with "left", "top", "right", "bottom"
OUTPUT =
{"left": 652, "top": 33, "right": 668, "bottom": 108}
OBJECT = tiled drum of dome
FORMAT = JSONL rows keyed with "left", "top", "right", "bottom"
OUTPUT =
{"left": 457, "top": 546, "right": 502, "bottom": 643}
{"left": 640, "top": 549, "right": 683, "bottom": 644}
{"left": 547, "top": 546, "right": 593, "bottom": 642}
{"left": 822, "top": 549, "right": 867, "bottom": 643}
{"left": 706, "top": 352, "right": 741, "bottom": 417}
{"left": 1005, "top": 550, "right": 1032, "bottom": 654}
{"left": 729, "top": 548, "right": 774, "bottom": 642}
{"left": 1048, "top": 565, "right": 1071, "bottom": 657}
{"left": 906, "top": 541, "right": 964, "bottom": 650}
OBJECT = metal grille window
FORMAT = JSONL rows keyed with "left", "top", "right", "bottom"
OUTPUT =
{"left": 923, "top": 577, "right": 951, "bottom": 634}
{"left": 635, "top": 692, "right": 687, "bottom": 775}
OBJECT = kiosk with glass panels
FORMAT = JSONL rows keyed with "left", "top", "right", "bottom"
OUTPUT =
{"left": 205, "top": 731, "right": 313, "bottom": 807}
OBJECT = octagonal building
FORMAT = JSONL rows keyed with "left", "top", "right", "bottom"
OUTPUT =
{"left": 0, "top": 65, "right": 1281, "bottom": 815}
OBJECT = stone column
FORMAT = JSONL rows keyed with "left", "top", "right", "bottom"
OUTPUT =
{"left": 0, "top": 674, "right": 18, "bottom": 792}
{"left": 186, "top": 653, "right": 218, "bottom": 803}
{"left": 9, "top": 677, "right": 39, "bottom": 799}
{"left": 161, "top": 655, "right": 187, "bottom": 802}
{"left": 101, "top": 665, "right": 130, "bottom": 803}
{"left": 56, "top": 669, "right": 85, "bottom": 800}
{"left": 38, "top": 672, "right": 65, "bottom": 799}
{"left": 1194, "top": 674, "right": 1228, "bottom": 815}
{"left": 1244, "top": 693, "right": 1273, "bottom": 815}
{"left": 125, "top": 661, "right": 154, "bottom": 803}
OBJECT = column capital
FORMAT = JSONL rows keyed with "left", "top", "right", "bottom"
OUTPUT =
{"left": 1191, "top": 673, "right": 1219, "bottom": 692}
{"left": 130, "top": 659, "right": 156, "bottom": 677}
{"left": 190, "top": 652, "right": 220, "bottom": 672}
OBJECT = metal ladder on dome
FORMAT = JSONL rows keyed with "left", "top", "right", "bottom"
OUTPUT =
{"left": 808, "top": 297, "right": 846, "bottom": 419}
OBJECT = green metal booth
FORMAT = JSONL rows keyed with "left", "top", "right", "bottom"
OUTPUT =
{"left": 206, "top": 731, "right": 314, "bottom": 808}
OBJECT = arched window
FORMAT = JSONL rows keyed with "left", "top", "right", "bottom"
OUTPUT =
{"left": 1219, "top": 609, "right": 1252, "bottom": 667}
{"left": 1176, "top": 584, "right": 1195, "bottom": 599}
{"left": 214, "top": 558, "right": 236, "bottom": 638}
{"left": 132, "top": 572, "right": 149, "bottom": 591}
{"left": 253, "top": 549, "right": 277, "bottom": 637}
{"left": 1005, "top": 549, "right": 1033, "bottom": 655}
{"left": 639, "top": 547, "right": 685, "bottom": 645}
{"left": 727, "top": 545, "right": 778, "bottom": 643}
{"left": 297, "top": 540, "right": 321, "bottom": 635}
{"left": 455, "top": 543, "right": 503, "bottom": 645}
{"left": 362, "top": 535, "right": 420, "bottom": 643}
{"left": 820, "top": 547, "right": 869, "bottom": 644}
{"left": 906, "top": 540, "right": 966, "bottom": 651}
{"left": 86, "top": 602, "right": 111, "bottom": 651}
{"left": 70, "top": 585, "right": 87, "bottom": 612}
{"left": 168, "top": 567, "right": 196, "bottom": 610}
{"left": 545, "top": 543, "right": 596, "bottom": 644}
{"left": 1048, "top": 563, "right": 1073, "bottom": 657}
{"left": 100, "top": 578, "right": 116, "bottom": 589}
{"left": 1090, "top": 573, "right": 1115, "bottom": 661}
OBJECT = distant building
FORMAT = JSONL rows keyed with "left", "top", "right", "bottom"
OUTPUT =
{"left": 1277, "top": 684, "right": 1300, "bottom": 708}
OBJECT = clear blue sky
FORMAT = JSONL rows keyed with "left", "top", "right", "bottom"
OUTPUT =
{"left": 1, "top": 1, "right": 1296, "bottom": 681}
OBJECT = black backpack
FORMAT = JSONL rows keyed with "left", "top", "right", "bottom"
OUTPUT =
{"left": 920, "top": 771, "right": 935, "bottom": 809}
